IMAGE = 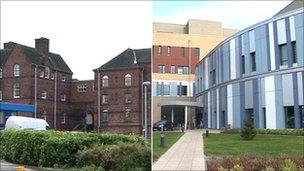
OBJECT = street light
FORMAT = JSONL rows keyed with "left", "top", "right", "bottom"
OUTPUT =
{"left": 142, "top": 81, "right": 150, "bottom": 142}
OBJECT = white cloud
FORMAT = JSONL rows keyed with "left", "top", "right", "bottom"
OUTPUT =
{"left": 154, "top": 1, "right": 291, "bottom": 30}
{"left": 1, "top": 1, "right": 152, "bottom": 80}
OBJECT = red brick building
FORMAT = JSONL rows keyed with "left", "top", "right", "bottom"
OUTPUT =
{"left": 0, "top": 38, "right": 151, "bottom": 134}
{"left": 93, "top": 48, "right": 151, "bottom": 134}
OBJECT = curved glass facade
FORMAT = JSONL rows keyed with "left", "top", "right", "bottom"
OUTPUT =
{"left": 195, "top": 8, "right": 304, "bottom": 129}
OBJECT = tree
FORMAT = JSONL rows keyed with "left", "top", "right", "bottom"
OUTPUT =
{"left": 241, "top": 117, "right": 257, "bottom": 140}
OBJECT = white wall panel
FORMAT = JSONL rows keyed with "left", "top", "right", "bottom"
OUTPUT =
{"left": 227, "top": 84, "right": 233, "bottom": 127}
{"left": 277, "top": 19, "right": 287, "bottom": 45}
{"left": 289, "top": 16, "right": 296, "bottom": 41}
{"left": 230, "top": 38, "right": 236, "bottom": 80}
{"left": 265, "top": 76, "right": 277, "bottom": 129}
{"left": 298, "top": 72, "right": 303, "bottom": 105}
{"left": 249, "top": 30, "right": 255, "bottom": 52}
{"left": 268, "top": 22, "right": 276, "bottom": 70}
{"left": 216, "top": 88, "right": 220, "bottom": 129}
{"left": 208, "top": 92, "right": 211, "bottom": 128}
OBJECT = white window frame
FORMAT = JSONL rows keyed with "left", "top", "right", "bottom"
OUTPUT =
{"left": 61, "top": 114, "right": 66, "bottom": 124}
{"left": 125, "top": 108, "right": 131, "bottom": 118}
{"left": 61, "top": 94, "right": 66, "bottom": 101}
{"left": 102, "top": 75, "right": 109, "bottom": 87}
{"left": 101, "top": 110, "right": 108, "bottom": 122}
{"left": 125, "top": 94, "right": 132, "bottom": 103}
{"left": 61, "top": 76, "right": 66, "bottom": 82}
{"left": 14, "top": 64, "right": 20, "bottom": 77}
{"left": 41, "top": 91, "right": 47, "bottom": 99}
{"left": 0, "top": 91, "right": 2, "bottom": 101}
{"left": 77, "top": 84, "right": 87, "bottom": 93}
{"left": 102, "top": 95, "right": 108, "bottom": 104}
{"left": 13, "top": 83, "right": 20, "bottom": 98}
{"left": 124, "top": 74, "right": 132, "bottom": 86}
{"left": 167, "top": 46, "right": 171, "bottom": 56}
{"left": 158, "top": 46, "right": 162, "bottom": 56}
{"left": 50, "top": 73, "right": 55, "bottom": 80}
{"left": 45, "top": 67, "right": 50, "bottom": 79}
{"left": 40, "top": 71, "right": 44, "bottom": 78}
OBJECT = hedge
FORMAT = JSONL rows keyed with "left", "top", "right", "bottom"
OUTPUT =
{"left": 0, "top": 129, "right": 146, "bottom": 168}
{"left": 222, "top": 128, "right": 304, "bottom": 136}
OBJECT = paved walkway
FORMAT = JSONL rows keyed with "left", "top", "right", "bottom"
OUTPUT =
{"left": 0, "top": 159, "right": 35, "bottom": 171}
{"left": 153, "top": 129, "right": 206, "bottom": 171}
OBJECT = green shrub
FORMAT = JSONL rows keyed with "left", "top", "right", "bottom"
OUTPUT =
{"left": 240, "top": 118, "right": 257, "bottom": 140}
{"left": 256, "top": 129, "right": 304, "bottom": 136}
{"left": 263, "top": 167, "right": 275, "bottom": 171}
{"left": 0, "top": 129, "right": 147, "bottom": 168}
{"left": 281, "top": 159, "right": 297, "bottom": 171}
{"left": 108, "top": 142, "right": 151, "bottom": 170}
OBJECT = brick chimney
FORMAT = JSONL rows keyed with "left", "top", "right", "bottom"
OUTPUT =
{"left": 35, "top": 37, "right": 49, "bottom": 54}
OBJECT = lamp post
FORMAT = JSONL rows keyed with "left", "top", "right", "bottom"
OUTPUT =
{"left": 142, "top": 81, "right": 150, "bottom": 142}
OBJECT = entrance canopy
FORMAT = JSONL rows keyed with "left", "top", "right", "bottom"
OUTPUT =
{"left": 158, "top": 101, "right": 199, "bottom": 107}
{"left": 0, "top": 102, "right": 35, "bottom": 112}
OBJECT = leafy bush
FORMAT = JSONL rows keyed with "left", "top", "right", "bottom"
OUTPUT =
{"left": 76, "top": 142, "right": 151, "bottom": 170}
{"left": 207, "top": 155, "right": 304, "bottom": 171}
{"left": 240, "top": 118, "right": 257, "bottom": 140}
{"left": 231, "top": 164, "right": 243, "bottom": 171}
{"left": 0, "top": 129, "right": 147, "bottom": 169}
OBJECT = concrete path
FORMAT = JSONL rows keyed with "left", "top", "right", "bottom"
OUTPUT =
{"left": 153, "top": 129, "right": 206, "bottom": 171}
{"left": 0, "top": 159, "right": 35, "bottom": 171}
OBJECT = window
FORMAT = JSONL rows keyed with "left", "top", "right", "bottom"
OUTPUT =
{"left": 14, "top": 64, "right": 20, "bottom": 77}
{"left": 177, "top": 67, "right": 183, "bottom": 74}
{"left": 158, "top": 65, "right": 165, "bottom": 73}
{"left": 250, "top": 52, "right": 256, "bottom": 72}
{"left": 77, "top": 84, "right": 87, "bottom": 93}
{"left": 13, "top": 83, "right": 20, "bottom": 98}
{"left": 178, "top": 85, "right": 187, "bottom": 96}
{"left": 212, "top": 69, "right": 216, "bottom": 85}
{"left": 61, "top": 94, "right": 66, "bottom": 101}
{"left": 183, "top": 66, "right": 189, "bottom": 74}
{"left": 102, "top": 75, "right": 109, "bottom": 87}
{"left": 181, "top": 47, "right": 185, "bottom": 57}
{"left": 164, "top": 85, "right": 170, "bottom": 95}
{"left": 167, "top": 46, "right": 171, "bottom": 56}
{"left": 279, "top": 44, "right": 288, "bottom": 66}
{"left": 41, "top": 91, "right": 47, "bottom": 99}
{"left": 61, "top": 114, "right": 66, "bottom": 124}
{"left": 45, "top": 67, "right": 50, "bottom": 78}
{"left": 170, "top": 66, "right": 176, "bottom": 74}
{"left": 178, "top": 66, "right": 189, "bottom": 74}
{"left": 125, "top": 94, "right": 132, "bottom": 103}
{"left": 124, "top": 74, "right": 132, "bottom": 86}
{"left": 241, "top": 55, "right": 245, "bottom": 74}
{"left": 0, "top": 67, "right": 2, "bottom": 78}
{"left": 61, "top": 76, "right": 66, "bottom": 82}
{"left": 284, "top": 106, "right": 295, "bottom": 128}
{"left": 195, "top": 48, "right": 200, "bottom": 57}
{"left": 50, "top": 73, "right": 55, "bottom": 80}
{"left": 158, "top": 46, "right": 162, "bottom": 56}
{"left": 0, "top": 91, "right": 2, "bottom": 101}
{"left": 40, "top": 71, "right": 44, "bottom": 78}
{"left": 101, "top": 110, "right": 108, "bottom": 122}
{"left": 125, "top": 108, "right": 131, "bottom": 118}
{"left": 102, "top": 95, "right": 108, "bottom": 104}
{"left": 292, "top": 41, "right": 297, "bottom": 63}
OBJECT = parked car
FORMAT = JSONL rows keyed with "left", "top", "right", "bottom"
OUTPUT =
{"left": 5, "top": 116, "right": 50, "bottom": 130}
{"left": 153, "top": 120, "right": 174, "bottom": 131}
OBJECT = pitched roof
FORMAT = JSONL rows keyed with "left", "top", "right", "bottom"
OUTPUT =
{"left": 0, "top": 43, "right": 72, "bottom": 73}
{"left": 96, "top": 48, "right": 151, "bottom": 71}
{"left": 274, "top": 0, "right": 304, "bottom": 17}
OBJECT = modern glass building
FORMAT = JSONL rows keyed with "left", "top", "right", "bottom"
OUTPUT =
{"left": 195, "top": 1, "right": 304, "bottom": 129}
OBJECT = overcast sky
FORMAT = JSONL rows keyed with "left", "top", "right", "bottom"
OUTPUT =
{"left": 1, "top": 1, "right": 152, "bottom": 80}
{"left": 1, "top": 1, "right": 293, "bottom": 80}
{"left": 154, "top": 1, "right": 292, "bottom": 30}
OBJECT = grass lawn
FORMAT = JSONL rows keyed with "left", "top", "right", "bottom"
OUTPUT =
{"left": 204, "top": 133, "right": 304, "bottom": 156}
{"left": 153, "top": 131, "right": 184, "bottom": 160}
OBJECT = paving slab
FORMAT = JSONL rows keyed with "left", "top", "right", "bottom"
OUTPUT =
{"left": 153, "top": 129, "right": 206, "bottom": 171}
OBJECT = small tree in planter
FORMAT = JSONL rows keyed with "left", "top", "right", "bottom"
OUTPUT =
{"left": 241, "top": 118, "right": 257, "bottom": 140}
